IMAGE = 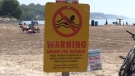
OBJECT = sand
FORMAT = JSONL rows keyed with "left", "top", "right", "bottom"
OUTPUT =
{"left": 0, "top": 24, "right": 135, "bottom": 76}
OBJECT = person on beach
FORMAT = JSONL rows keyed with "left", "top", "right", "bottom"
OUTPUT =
{"left": 28, "top": 20, "right": 39, "bottom": 33}
{"left": 31, "top": 20, "right": 38, "bottom": 29}
{"left": 24, "top": 22, "right": 26, "bottom": 25}
{"left": 105, "top": 19, "right": 108, "bottom": 25}
{"left": 126, "top": 21, "right": 128, "bottom": 25}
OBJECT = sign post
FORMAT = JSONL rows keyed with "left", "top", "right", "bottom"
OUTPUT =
{"left": 62, "top": 72, "right": 69, "bottom": 76}
{"left": 44, "top": 2, "right": 90, "bottom": 75}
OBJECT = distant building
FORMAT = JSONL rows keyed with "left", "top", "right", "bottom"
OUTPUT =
{"left": 36, "top": 15, "right": 44, "bottom": 20}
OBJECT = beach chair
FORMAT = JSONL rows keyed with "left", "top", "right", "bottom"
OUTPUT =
{"left": 28, "top": 24, "right": 40, "bottom": 33}
{"left": 28, "top": 24, "right": 33, "bottom": 29}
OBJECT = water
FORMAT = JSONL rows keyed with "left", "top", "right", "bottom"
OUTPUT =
{"left": 22, "top": 20, "right": 45, "bottom": 25}
{"left": 92, "top": 19, "right": 135, "bottom": 25}
{"left": 22, "top": 19, "right": 135, "bottom": 25}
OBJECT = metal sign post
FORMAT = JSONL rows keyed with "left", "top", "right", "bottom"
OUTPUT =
{"left": 60, "top": 1, "right": 70, "bottom": 75}
{"left": 62, "top": 72, "right": 69, "bottom": 76}
{"left": 61, "top": 1, "right": 78, "bottom": 76}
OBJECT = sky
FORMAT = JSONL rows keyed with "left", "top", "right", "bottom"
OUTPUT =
{"left": 18, "top": 0, "right": 135, "bottom": 18}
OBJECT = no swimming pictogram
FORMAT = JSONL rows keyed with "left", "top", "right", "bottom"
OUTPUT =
{"left": 52, "top": 6, "right": 82, "bottom": 37}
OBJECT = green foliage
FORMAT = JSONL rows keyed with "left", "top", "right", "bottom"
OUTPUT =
{"left": 0, "top": 0, "right": 45, "bottom": 21}
{"left": 0, "top": 0, "right": 3, "bottom": 10}
{"left": 20, "top": 3, "right": 45, "bottom": 21}
{"left": 0, "top": 0, "right": 23, "bottom": 20}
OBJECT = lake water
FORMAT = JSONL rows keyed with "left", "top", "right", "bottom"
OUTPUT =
{"left": 92, "top": 19, "right": 135, "bottom": 25}
{"left": 22, "top": 19, "right": 135, "bottom": 25}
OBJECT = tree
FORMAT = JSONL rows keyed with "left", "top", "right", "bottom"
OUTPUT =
{"left": 28, "top": 3, "right": 35, "bottom": 7}
{"left": 20, "top": 3, "right": 45, "bottom": 20}
{"left": 21, "top": 4, "right": 29, "bottom": 12}
{"left": 0, "top": 0, "right": 3, "bottom": 12}
{"left": 23, "top": 11, "right": 35, "bottom": 20}
{"left": 0, "top": 0, "right": 23, "bottom": 20}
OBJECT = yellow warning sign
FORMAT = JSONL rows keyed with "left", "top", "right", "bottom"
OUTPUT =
{"left": 44, "top": 2, "right": 90, "bottom": 72}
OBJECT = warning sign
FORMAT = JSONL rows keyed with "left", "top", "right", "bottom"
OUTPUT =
{"left": 44, "top": 2, "right": 90, "bottom": 72}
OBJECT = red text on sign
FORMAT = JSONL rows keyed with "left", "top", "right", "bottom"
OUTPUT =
{"left": 47, "top": 41, "right": 86, "bottom": 48}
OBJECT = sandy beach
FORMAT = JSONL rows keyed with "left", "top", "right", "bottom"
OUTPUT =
{"left": 0, "top": 24, "right": 135, "bottom": 76}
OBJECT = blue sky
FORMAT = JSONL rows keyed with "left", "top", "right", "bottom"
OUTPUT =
{"left": 18, "top": 0, "right": 135, "bottom": 18}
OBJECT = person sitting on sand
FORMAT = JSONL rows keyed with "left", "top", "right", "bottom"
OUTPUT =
{"left": 31, "top": 21, "right": 38, "bottom": 29}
